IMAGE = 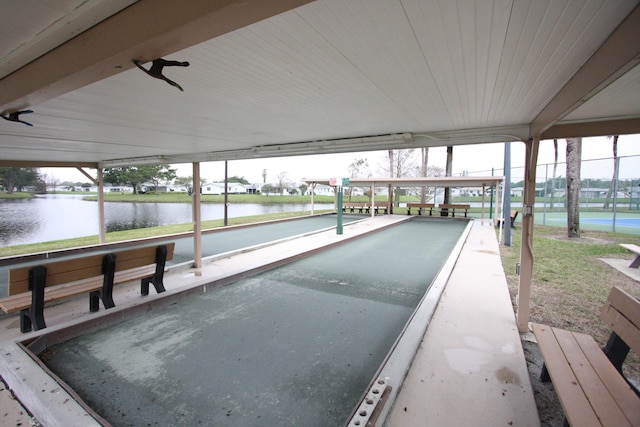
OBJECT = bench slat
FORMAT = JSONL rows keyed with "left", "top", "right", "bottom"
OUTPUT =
{"left": 8, "top": 254, "right": 106, "bottom": 295}
{"left": 554, "top": 327, "right": 633, "bottom": 427}
{"left": 0, "top": 276, "right": 104, "bottom": 313}
{"left": 602, "top": 306, "right": 640, "bottom": 358}
{"left": 620, "top": 244, "right": 640, "bottom": 254}
{"left": 574, "top": 332, "right": 640, "bottom": 426}
{"left": 1, "top": 242, "right": 175, "bottom": 329}
{"left": 604, "top": 287, "right": 640, "bottom": 332}
{"left": 531, "top": 323, "right": 602, "bottom": 427}
{"left": 112, "top": 243, "right": 174, "bottom": 272}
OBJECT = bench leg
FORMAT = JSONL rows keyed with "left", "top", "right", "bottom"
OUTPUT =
{"left": 141, "top": 245, "right": 169, "bottom": 295}
{"left": 630, "top": 255, "right": 640, "bottom": 268}
{"left": 94, "top": 253, "right": 117, "bottom": 311}
{"left": 23, "top": 266, "right": 47, "bottom": 332}
{"left": 540, "top": 363, "right": 551, "bottom": 382}
{"left": 603, "top": 331, "right": 630, "bottom": 374}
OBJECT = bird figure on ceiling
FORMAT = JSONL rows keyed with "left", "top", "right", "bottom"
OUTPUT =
{"left": 1, "top": 110, "right": 34, "bottom": 126}
{"left": 132, "top": 58, "right": 190, "bottom": 91}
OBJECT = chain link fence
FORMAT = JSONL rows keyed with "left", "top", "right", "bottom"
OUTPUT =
{"left": 464, "top": 154, "right": 640, "bottom": 235}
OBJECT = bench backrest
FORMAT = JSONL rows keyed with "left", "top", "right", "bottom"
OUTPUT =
{"left": 7, "top": 242, "right": 175, "bottom": 296}
{"left": 8, "top": 254, "right": 107, "bottom": 295}
{"left": 407, "top": 203, "right": 434, "bottom": 208}
{"left": 439, "top": 204, "right": 470, "bottom": 209}
{"left": 601, "top": 287, "right": 640, "bottom": 354}
{"left": 112, "top": 242, "right": 175, "bottom": 272}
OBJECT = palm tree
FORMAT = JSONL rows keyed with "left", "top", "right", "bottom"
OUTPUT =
{"left": 603, "top": 135, "right": 619, "bottom": 210}
{"left": 566, "top": 138, "right": 582, "bottom": 237}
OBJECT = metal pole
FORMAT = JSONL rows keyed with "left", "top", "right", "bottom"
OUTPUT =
{"left": 192, "top": 162, "right": 202, "bottom": 268}
{"left": 542, "top": 164, "right": 548, "bottom": 225}
{"left": 224, "top": 160, "right": 228, "bottom": 226}
{"left": 97, "top": 168, "right": 106, "bottom": 244}
{"left": 337, "top": 186, "right": 343, "bottom": 235}
{"left": 612, "top": 157, "right": 620, "bottom": 232}
{"left": 489, "top": 168, "right": 494, "bottom": 219}
{"left": 503, "top": 142, "right": 511, "bottom": 246}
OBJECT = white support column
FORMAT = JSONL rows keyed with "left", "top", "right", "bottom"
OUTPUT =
{"left": 310, "top": 183, "right": 316, "bottom": 215}
{"left": 371, "top": 183, "right": 375, "bottom": 218}
{"left": 517, "top": 137, "right": 540, "bottom": 333}
{"left": 97, "top": 167, "right": 106, "bottom": 244}
{"left": 493, "top": 182, "right": 501, "bottom": 228}
{"left": 192, "top": 162, "right": 202, "bottom": 268}
{"left": 481, "top": 184, "right": 486, "bottom": 225}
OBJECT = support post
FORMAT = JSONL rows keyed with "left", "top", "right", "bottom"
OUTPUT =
{"left": 310, "top": 183, "right": 316, "bottom": 215}
{"left": 337, "top": 186, "right": 343, "bottom": 235}
{"left": 371, "top": 183, "right": 375, "bottom": 218}
{"left": 192, "top": 162, "right": 202, "bottom": 268}
{"left": 504, "top": 142, "right": 512, "bottom": 246}
{"left": 98, "top": 167, "right": 106, "bottom": 244}
{"left": 224, "top": 160, "right": 229, "bottom": 226}
{"left": 517, "top": 137, "right": 540, "bottom": 333}
{"left": 481, "top": 184, "right": 486, "bottom": 225}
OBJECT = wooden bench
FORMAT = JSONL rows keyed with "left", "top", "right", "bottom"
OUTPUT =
{"left": 496, "top": 210, "right": 519, "bottom": 228}
{"left": 0, "top": 243, "right": 175, "bottom": 333}
{"left": 438, "top": 204, "right": 471, "bottom": 218}
{"left": 342, "top": 202, "right": 367, "bottom": 214}
{"left": 531, "top": 286, "right": 640, "bottom": 427}
{"left": 620, "top": 244, "right": 640, "bottom": 268}
{"left": 407, "top": 203, "right": 435, "bottom": 216}
{"left": 369, "top": 202, "right": 389, "bottom": 215}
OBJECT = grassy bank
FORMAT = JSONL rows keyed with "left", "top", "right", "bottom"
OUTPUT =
{"left": 84, "top": 193, "right": 420, "bottom": 204}
{"left": 0, "top": 192, "right": 33, "bottom": 199}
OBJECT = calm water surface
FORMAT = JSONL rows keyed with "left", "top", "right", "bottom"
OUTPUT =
{"left": 0, "top": 194, "right": 333, "bottom": 247}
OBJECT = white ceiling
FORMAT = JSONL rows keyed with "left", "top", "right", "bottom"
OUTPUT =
{"left": 1, "top": 0, "right": 639, "bottom": 168}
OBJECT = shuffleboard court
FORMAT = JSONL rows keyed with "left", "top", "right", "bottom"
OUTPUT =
{"left": 39, "top": 218, "right": 468, "bottom": 426}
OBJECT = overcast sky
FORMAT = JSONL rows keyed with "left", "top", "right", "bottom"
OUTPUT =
{"left": 42, "top": 134, "right": 640, "bottom": 185}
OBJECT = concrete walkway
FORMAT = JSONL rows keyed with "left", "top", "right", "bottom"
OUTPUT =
{"left": 386, "top": 220, "right": 540, "bottom": 426}
{"left": 0, "top": 216, "right": 540, "bottom": 426}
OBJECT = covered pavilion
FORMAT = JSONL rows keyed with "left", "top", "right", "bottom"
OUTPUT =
{"left": 2, "top": 0, "right": 640, "bottom": 330}
{"left": 1, "top": 1, "right": 640, "bottom": 425}
{"left": 304, "top": 176, "right": 506, "bottom": 221}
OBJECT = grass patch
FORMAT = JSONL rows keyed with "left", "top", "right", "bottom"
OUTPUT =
{"left": 499, "top": 225, "right": 640, "bottom": 378}
{"left": 0, "top": 192, "right": 33, "bottom": 199}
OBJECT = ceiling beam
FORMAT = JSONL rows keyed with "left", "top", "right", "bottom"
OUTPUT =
{"left": 0, "top": 160, "right": 98, "bottom": 168}
{"left": 0, "top": 0, "right": 313, "bottom": 113}
{"left": 529, "top": 4, "right": 640, "bottom": 138}
{"left": 541, "top": 117, "right": 640, "bottom": 140}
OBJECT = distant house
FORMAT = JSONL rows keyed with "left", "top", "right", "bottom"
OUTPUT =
{"left": 510, "top": 187, "right": 546, "bottom": 197}
{"left": 106, "top": 185, "right": 133, "bottom": 193}
{"left": 309, "top": 184, "right": 334, "bottom": 196}
{"left": 154, "top": 185, "right": 187, "bottom": 193}
{"left": 579, "top": 187, "right": 625, "bottom": 199}
{"left": 450, "top": 187, "right": 483, "bottom": 197}
{"left": 246, "top": 183, "right": 261, "bottom": 194}
{"left": 201, "top": 182, "right": 248, "bottom": 195}
{"left": 201, "top": 183, "right": 225, "bottom": 195}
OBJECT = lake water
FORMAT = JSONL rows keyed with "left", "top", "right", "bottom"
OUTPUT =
{"left": 0, "top": 194, "right": 334, "bottom": 247}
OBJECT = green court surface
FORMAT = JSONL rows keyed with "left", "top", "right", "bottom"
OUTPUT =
{"left": 468, "top": 210, "right": 640, "bottom": 235}
{"left": 38, "top": 219, "right": 467, "bottom": 427}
